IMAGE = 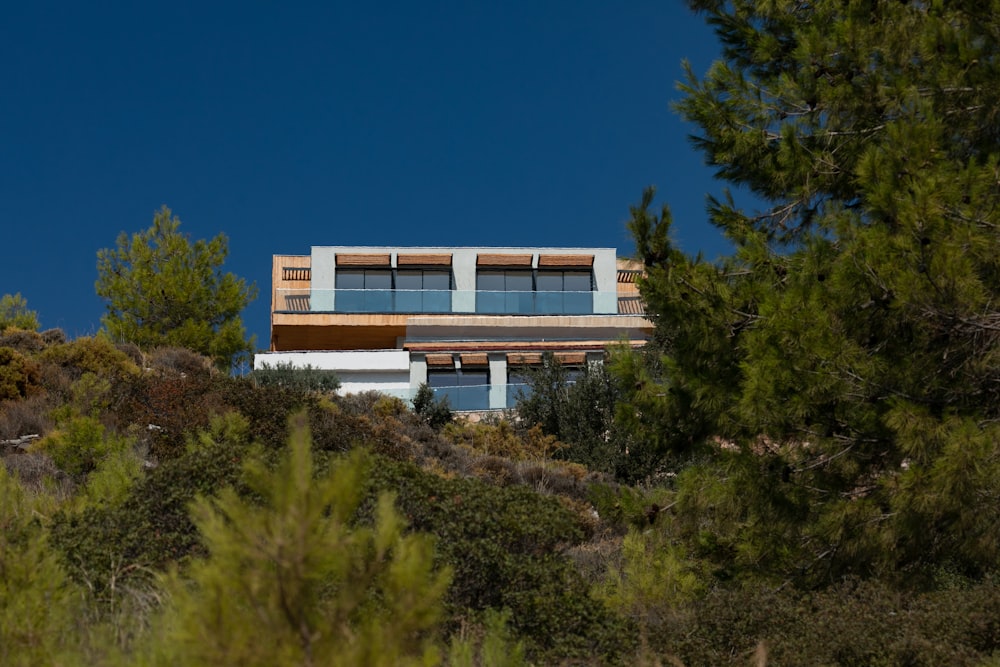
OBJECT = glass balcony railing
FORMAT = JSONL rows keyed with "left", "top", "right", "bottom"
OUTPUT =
{"left": 473, "top": 290, "right": 593, "bottom": 315}
{"left": 275, "top": 289, "right": 598, "bottom": 315}
{"left": 333, "top": 289, "right": 454, "bottom": 313}
{"left": 428, "top": 384, "right": 491, "bottom": 411}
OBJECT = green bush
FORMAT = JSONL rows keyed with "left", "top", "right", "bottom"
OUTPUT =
{"left": 39, "top": 335, "right": 141, "bottom": 384}
{"left": 362, "top": 456, "right": 636, "bottom": 662}
{"left": 252, "top": 360, "right": 340, "bottom": 393}
{"left": 412, "top": 383, "right": 452, "bottom": 429}
{"left": 0, "top": 346, "right": 42, "bottom": 401}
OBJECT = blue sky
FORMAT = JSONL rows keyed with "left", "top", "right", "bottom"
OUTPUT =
{"left": 1, "top": 2, "right": 731, "bottom": 349}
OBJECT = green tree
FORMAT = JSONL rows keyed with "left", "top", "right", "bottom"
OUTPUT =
{"left": 515, "top": 354, "right": 651, "bottom": 481}
{"left": 147, "top": 413, "right": 451, "bottom": 666}
{"left": 0, "top": 465, "right": 83, "bottom": 666}
{"left": 618, "top": 1, "right": 1000, "bottom": 586}
{"left": 0, "top": 293, "right": 39, "bottom": 332}
{"left": 95, "top": 206, "right": 257, "bottom": 368}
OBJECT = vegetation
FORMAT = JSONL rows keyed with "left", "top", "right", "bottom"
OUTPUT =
{"left": 2, "top": 2, "right": 999, "bottom": 664}
{"left": 0, "top": 292, "right": 39, "bottom": 332}
{"left": 95, "top": 206, "right": 257, "bottom": 369}
{"left": 253, "top": 360, "right": 341, "bottom": 393}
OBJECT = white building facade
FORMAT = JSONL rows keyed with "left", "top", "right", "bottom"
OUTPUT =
{"left": 255, "top": 246, "right": 649, "bottom": 411}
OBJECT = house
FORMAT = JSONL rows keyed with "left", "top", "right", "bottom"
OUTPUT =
{"left": 254, "top": 246, "right": 651, "bottom": 411}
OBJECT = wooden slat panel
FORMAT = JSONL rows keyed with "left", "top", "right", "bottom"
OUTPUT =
{"left": 426, "top": 353, "right": 455, "bottom": 367}
{"left": 554, "top": 351, "right": 587, "bottom": 365}
{"left": 617, "top": 269, "right": 642, "bottom": 283}
{"left": 460, "top": 353, "right": 489, "bottom": 367}
{"left": 477, "top": 253, "right": 533, "bottom": 267}
{"left": 336, "top": 253, "right": 391, "bottom": 266}
{"left": 507, "top": 352, "right": 543, "bottom": 365}
{"left": 282, "top": 266, "right": 312, "bottom": 281}
{"left": 618, "top": 297, "right": 645, "bottom": 315}
{"left": 397, "top": 253, "right": 452, "bottom": 266}
{"left": 538, "top": 254, "right": 594, "bottom": 268}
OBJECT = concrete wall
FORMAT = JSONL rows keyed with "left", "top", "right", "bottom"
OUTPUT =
{"left": 254, "top": 350, "right": 411, "bottom": 396}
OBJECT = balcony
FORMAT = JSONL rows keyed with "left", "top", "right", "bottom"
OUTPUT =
{"left": 274, "top": 289, "right": 600, "bottom": 315}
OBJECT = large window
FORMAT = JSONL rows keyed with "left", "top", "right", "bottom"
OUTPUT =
{"left": 536, "top": 270, "right": 592, "bottom": 314}
{"left": 476, "top": 270, "right": 533, "bottom": 314}
{"left": 335, "top": 268, "right": 452, "bottom": 313}
{"left": 475, "top": 269, "right": 593, "bottom": 314}
{"left": 336, "top": 269, "right": 391, "bottom": 311}
{"left": 428, "top": 367, "right": 490, "bottom": 411}
{"left": 395, "top": 269, "right": 451, "bottom": 312}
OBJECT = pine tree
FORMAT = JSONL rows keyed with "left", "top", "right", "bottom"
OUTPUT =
{"left": 620, "top": 1, "right": 1000, "bottom": 586}
{"left": 95, "top": 207, "right": 257, "bottom": 369}
{"left": 147, "top": 413, "right": 451, "bottom": 666}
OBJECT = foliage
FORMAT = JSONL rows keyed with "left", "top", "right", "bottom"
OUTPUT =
{"left": 656, "top": 577, "right": 1000, "bottom": 667}
{"left": 0, "top": 292, "right": 39, "bottom": 332}
{"left": 253, "top": 360, "right": 341, "bottom": 394}
{"left": 616, "top": 0, "right": 1000, "bottom": 586}
{"left": 0, "top": 465, "right": 82, "bottom": 666}
{"left": 147, "top": 413, "right": 451, "bottom": 667}
{"left": 363, "top": 455, "right": 636, "bottom": 661}
{"left": 412, "top": 382, "right": 453, "bottom": 429}
{"left": 95, "top": 206, "right": 257, "bottom": 369}
{"left": 39, "top": 335, "right": 141, "bottom": 384}
{"left": 34, "top": 411, "right": 133, "bottom": 478}
{"left": 0, "top": 346, "right": 42, "bottom": 401}
{"left": 516, "top": 355, "right": 651, "bottom": 481}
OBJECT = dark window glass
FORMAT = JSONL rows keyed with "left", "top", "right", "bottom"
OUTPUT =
{"left": 364, "top": 271, "right": 391, "bottom": 289}
{"left": 536, "top": 272, "right": 563, "bottom": 292}
{"left": 396, "top": 270, "right": 423, "bottom": 290}
{"left": 477, "top": 271, "right": 505, "bottom": 291}
{"left": 505, "top": 271, "right": 532, "bottom": 292}
{"left": 423, "top": 271, "right": 450, "bottom": 290}
{"left": 336, "top": 271, "right": 364, "bottom": 290}
{"left": 564, "top": 271, "right": 592, "bottom": 291}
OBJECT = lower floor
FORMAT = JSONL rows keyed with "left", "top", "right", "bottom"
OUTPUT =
{"left": 253, "top": 348, "right": 607, "bottom": 411}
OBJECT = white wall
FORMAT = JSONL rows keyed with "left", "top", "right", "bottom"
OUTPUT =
{"left": 254, "top": 350, "right": 411, "bottom": 397}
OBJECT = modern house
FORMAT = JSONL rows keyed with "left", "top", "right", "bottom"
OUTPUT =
{"left": 254, "top": 246, "right": 651, "bottom": 411}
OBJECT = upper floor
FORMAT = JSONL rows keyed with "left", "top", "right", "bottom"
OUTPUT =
{"left": 268, "top": 246, "right": 648, "bottom": 351}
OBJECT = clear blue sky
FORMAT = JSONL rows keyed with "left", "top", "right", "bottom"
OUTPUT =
{"left": 1, "top": 1, "right": 731, "bottom": 349}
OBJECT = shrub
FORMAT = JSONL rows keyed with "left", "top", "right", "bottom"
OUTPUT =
{"left": 33, "top": 412, "right": 133, "bottom": 478}
{"left": 146, "top": 346, "right": 214, "bottom": 377}
{"left": 0, "top": 328, "right": 45, "bottom": 353}
{"left": 0, "top": 346, "right": 42, "bottom": 401}
{"left": 252, "top": 361, "right": 340, "bottom": 393}
{"left": 39, "top": 335, "right": 141, "bottom": 384}
{"left": 40, "top": 328, "right": 67, "bottom": 346}
{"left": 362, "top": 456, "right": 636, "bottom": 661}
{"left": 412, "top": 383, "right": 452, "bottom": 429}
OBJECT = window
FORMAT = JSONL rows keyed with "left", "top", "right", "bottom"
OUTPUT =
{"left": 396, "top": 269, "right": 451, "bottom": 312}
{"left": 428, "top": 367, "right": 490, "bottom": 411}
{"left": 336, "top": 268, "right": 452, "bottom": 313}
{"left": 476, "top": 269, "right": 593, "bottom": 314}
{"left": 536, "top": 270, "right": 592, "bottom": 314}
{"left": 476, "top": 270, "right": 532, "bottom": 314}
{"left": 336, "top": 269, "right": 391, "bottom": 311}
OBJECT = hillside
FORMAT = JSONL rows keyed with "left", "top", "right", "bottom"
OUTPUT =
{"left": 2, "top": 328, "right": 999, "bottom": 666}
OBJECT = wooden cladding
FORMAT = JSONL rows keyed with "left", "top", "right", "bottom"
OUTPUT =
{"left": 459, "top": 353, "right": 489, "bottom": 367}
{"left": 617, "top": 269, "right": 642, "bottom": 283}
{"left": 425, "top": 354, "right": 454, "bottom": 367}
{"left": 538, "top": 254, "right": 594, "bottom": 268}
{"left": 507, "top": 353, "right": 543, "bottom": 366}
{"left": 554, "top": 351, "right": 587, "bottom": 365}
{"left": 508, "top": 352, "right": 587, "bottom": 365}
{"left": 282, "top": 267, "right": 311, "bottom": 281}
{"left": 336, "top": 253, "right": 391, "bottom": 267}
{"left": 477, "top": 253, "right": 533, "bottom": 267}
{"left": 397, "top": 253, "right": 452, "bottom": 266}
